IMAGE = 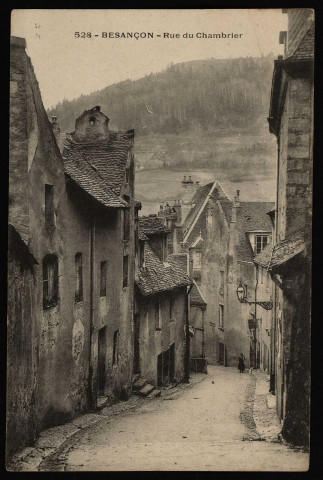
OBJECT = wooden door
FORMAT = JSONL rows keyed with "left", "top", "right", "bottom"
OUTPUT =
{"left": 133, "top": 314, "right": 140, "bottom": 374}
{"left": 169, "top": 343, "right": 175, "bottom": 382}
{"left": 97, "top": 327, "right": 107, "bottom": 396}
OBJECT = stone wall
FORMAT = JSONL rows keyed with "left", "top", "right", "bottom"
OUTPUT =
{"left": 136, "top": 289, "right": 187, "bottom": 385}
{"left": 7, "top": 229, "right": 37, "bottom": 461}
{"left": 7, "top": 37, "right": 136, "bottom": 460}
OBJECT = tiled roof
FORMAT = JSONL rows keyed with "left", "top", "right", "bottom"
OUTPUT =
{"left": 139, "top": 215, "right": 170, "bottom": 236}
{"left": 8, "top": 224, "right": 38, "bottom": 265}
{"left": 190, "top": 280, "right": 207, "bottom": 307}
{"left": 139, "top": 230, "right": 149, "bottom": 241}
{"left": 64, "top": 154, "right": 127, "bottom": 208}
{"left": 169, "top": 253, "right": 188, "bottom": 274}
{"left": 236, "top": 202, "right": 274, "bottom": 262}
{"left": 183, "top": 181, "right": 230, "bottom": 246}
{"left": 255, "top": 230, "right": 305, "bottom": 271}
{"left": 288, "top": 23, "right": 314, "bottom": 60}
{"left": 218, "top": 198, "right": 233, "bottom": 225}
{"left": 62, "top": 129, "right": 133, "bottom": 199}
{"left": 135, "top": 244, "right": 191, "bottom": 296}
{"left": 183, "top": 183, "right": 214, "bottom": 233}
{"left": 253, "top": 243, "right": 274, "bottom": 268}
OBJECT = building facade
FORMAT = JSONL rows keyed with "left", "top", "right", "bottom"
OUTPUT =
{"left": 256, "top": 8, "right": 313, "bottom": 447}
{"left": 134, "top": 215, "right": 192, "bottom": 386}
{"left": 158, "top": 179, "right": 274, "bottom": 369}
{"left": 8, "top": 37, "right": 136, "bottom": 460}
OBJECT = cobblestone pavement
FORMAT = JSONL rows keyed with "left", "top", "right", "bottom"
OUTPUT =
{"left": 9, "top": 366, "right": 309, "bottom": 472}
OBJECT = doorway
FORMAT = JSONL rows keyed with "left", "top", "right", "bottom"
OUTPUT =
{"left": 97, "top": 326, "right": 107, "bottom": 396}
{"left": 157, "top": 344, "right": 175, "bottom": 386}
{"left": 133, "top": 314, "right": 140, "bottom": 374}
{"left": 219, "top": 342, "right": 225, "bottom": 365}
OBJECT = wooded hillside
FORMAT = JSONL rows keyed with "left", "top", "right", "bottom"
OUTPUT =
{"left": 47, "top": 56, "right": 275, "bottom": 135}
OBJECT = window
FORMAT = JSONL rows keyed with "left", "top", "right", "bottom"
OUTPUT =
{"left": 43, "top": 254, "right": 59, "bottom": 308}
{"left": 45, "top": 184, "right": 55, "bottom": 232}
{"left": 220, "top": 270, "right": 224, "bottom": 295}
{"left": 100, "top": 261, "right": 107, "bottom": 297}
{"left": 75, "top": 253, "right": 83, "bottom": 302}
{"left": 139, "top": 242, "right": 145, "bottom": 268}
{"left": 123, "top": 255, "right": 129, "bottom": 288}
{"left": 155, "top": 298, "right": 161, "bottom": 330}
{"left": 169, "top": 294, "right": 175, "bottom": 321}
{"left": 112, "top": 330, "right": 119, "bottom": 365}
{"left": 89, "top": 115, "right": 96, "bottom": 125}
{"left": 125, "top": 167, "right": 130, "bottom": 184}
{"left": 193, "top": 251, "right": 201, "bottom": 268}
{"left": 219, "top": 304, "right": 224, "bottom": 330}
{"left": 255, "top": 235, "right": 269, "bottom": 254}
{"left": 123, "top": 209, "right": 130, "bottom": 241}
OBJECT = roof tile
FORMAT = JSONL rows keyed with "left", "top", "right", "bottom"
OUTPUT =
{"left": 136, "top": 243, "right": 191, "bottom": 296}
{"left": 139, "top": 216, "right": 170, "bottom": 236}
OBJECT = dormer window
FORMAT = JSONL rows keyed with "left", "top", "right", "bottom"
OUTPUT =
{"left": 255, "top": 235, "right": 269, "bottom": 254}
{"left": 89, "top": 116, "right": 96, "bottom": 125}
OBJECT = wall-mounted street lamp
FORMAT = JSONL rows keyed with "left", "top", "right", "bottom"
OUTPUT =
{"left": 236, "top": 283, "right": 273, "bottom": 311}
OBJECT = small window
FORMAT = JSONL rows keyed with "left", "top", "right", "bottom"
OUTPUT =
{"left": 255, "top": 235, "right": 269, "bottom": 254}
{"left": 220, "top": 270, "right": 224, "bottom": 295}
{"left": 100, "top": 261, "right": 107, "bottom": 297}
{"left": 112, "top": 330, "right": 119, "bottom": 365}
{"left": 75, "top": 253, "right": 83, "bottom": 302}
{"left": 123, "top": 255, "right": 129, "bottom": 288}
{"left": 123, "top": 209, "right": 130, "bottom": 241}
{"left": 43, "top": 254, "right": 59, "bottom": 308}
{"left": 155, "top": 298, "right": 162, "bottom": 330}
{"left": 169, "top": 294, "right": 175, "bottom": 321}
{"left": 89, "top": 115, "right": 96, "bottom": 125}
{"left": 219, "top": 304, "right": 224, "bottom": 330}
{"left": 45, "top": 184, "right": 55, "bottom": 232}
{"left": 125, "top": 168, "right": 130, "bottom": 184}
{"left": 139, "top": 242, "right": 145, "bottom": 268}
{"left": 193, "top": 251, "right": 201, "bottom": 268}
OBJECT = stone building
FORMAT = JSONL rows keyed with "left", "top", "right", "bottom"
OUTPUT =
{"left": 158, "top": 180, "right": 273, "bottom": 369}
{"left": 8, "top": 37, "right": 135, "bottom": 460}
{"left": 134, "top": 215, "right": 192, "bottom": 386}
{"left": 203, "top": 192, "right": 274, "bottom": 368}
{"left": 254, "top": 8, "right": 313, "bottom": 447}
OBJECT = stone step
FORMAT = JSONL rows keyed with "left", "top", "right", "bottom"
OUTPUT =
{"left": 136, "top": 383, "right": 156, "bottom": 397}
{"left": 133, "top": 378, "right": 147, "bottom": 391}
{"left": 97, "top": 396, "right": 109, "bottom": 409}
{"left": 147, "top": 389, "right": 161, "bottom": 399}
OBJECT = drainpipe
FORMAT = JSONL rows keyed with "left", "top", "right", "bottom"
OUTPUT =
{"left": 88, "top": 218, "right": 96, "bottom": 408}
{"left": 201, "top": 308, "right": 205, "bottom": 357}
{"left": 184, "top": 284, "right": 193, "bottom": 383}
{"left": 254, "top": 265, "right": 259, "bottom": 369}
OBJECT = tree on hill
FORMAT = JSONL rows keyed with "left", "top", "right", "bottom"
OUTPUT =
{"left": 47, "top": 55, "right": 275, "bottom": 136}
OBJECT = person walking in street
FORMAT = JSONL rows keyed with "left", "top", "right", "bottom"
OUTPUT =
{"left": 238, "top": 353, "right": 245, "bottom": 373}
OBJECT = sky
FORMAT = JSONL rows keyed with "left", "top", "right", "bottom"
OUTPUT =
{"left": 11, "top": 9, "right": 287, "bottom": 109}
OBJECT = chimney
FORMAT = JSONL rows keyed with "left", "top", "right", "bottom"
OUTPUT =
{"left": 75, "top": 106, "right": 109, "bottom": 142}
{"left": 51, "top": 115, "right": 60, "bottom": 136}
{"left": 232, "top": 190, "right": 241, "bottom": 223}
{"left": 279, "top": 30, "right": 287, "bottom": 57}
{"left": 207, "top": 195, "right": 214, "bottom": 234}
{"left": 173, "top": 199, "right": 182, "bottom": 224}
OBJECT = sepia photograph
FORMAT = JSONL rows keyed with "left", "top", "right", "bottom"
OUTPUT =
{"left": 7, "top": 8, "right": 313, "bottom": 471}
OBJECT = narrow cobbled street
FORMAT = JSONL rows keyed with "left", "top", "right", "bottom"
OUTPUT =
{"left": 16, "top": 367, "right": 308, "bottom": 472}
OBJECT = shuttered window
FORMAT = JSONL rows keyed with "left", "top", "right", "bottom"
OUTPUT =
{"left": 75, "top": 253, "right": 83, "bottom": 302}
{"left": 43, "top": 254, "right": 59, "bottom": 308}
{"left": 45, "top": 184, "right": 55, "bottom": 232}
